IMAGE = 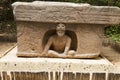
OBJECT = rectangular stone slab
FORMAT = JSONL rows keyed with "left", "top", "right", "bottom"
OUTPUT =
{"left": 0, "top": 47, "right": 112, "bottom": 72}
{"left": 12, "top": 1, "right": 120, "bottom": 24}
{"left": 1, "top": 47, "right": 120, "bottom": 80}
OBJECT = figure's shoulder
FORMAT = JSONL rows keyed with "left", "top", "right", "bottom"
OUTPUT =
{"left": 49, "top": 35, "right": 56, "bottom": 40}
{"left": 52, "top": 35, "right": 57, "bottom": 38}
{"left": 65, "top": 35, "right": 71, "bottom": 40}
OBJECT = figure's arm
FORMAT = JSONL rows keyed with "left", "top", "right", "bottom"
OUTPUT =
{"left": 64, "top": 37, "right": 71, "bottom": 55}
{"left": 42, "top": 37, "right": 53, "bottom": 55}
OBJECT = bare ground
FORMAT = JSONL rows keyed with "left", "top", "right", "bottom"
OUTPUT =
{"left": 101, "top": 46, "right": 120, "bottom": 67}
{"left": 0, "top": 42, "right": 16, "bottom": 58}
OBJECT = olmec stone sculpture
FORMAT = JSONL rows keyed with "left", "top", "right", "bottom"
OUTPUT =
{"left": 12, "top": 1, "right": 120, "bottom": 58}
{"left": 41, "top": 23, "right": 76, "bottom": 58}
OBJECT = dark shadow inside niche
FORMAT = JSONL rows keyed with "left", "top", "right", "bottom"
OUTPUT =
{"left": 42, "top": 30, "right": 77, "bottom": 51}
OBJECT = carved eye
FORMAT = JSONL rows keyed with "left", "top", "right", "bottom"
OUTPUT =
{"left": 56, "top": 23, "right": 65, "bottom": 31}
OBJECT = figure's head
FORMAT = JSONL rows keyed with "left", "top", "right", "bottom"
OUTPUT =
{"left": 56, "top": 23, "right": 66, "bottom": 37}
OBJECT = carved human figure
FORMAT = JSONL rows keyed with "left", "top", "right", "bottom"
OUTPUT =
{"left": 41, "top": 23, "right": 76, "bottom": 58}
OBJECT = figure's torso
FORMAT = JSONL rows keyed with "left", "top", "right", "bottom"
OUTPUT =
{"left": 52, "top": 35, "right": 69, "bottom": 53}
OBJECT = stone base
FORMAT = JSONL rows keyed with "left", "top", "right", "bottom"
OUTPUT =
{"left": 0, "top": 46, "right": 112, "bottom": 72}
{"left": 0, "top": 46, "right": 120, "bottom": 80}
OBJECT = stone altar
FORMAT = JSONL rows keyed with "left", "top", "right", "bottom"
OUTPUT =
{"left": 0, "top": 1, "right": 120, "bottom": 80}
{"left": 12, "top": 1, "right": 120, "bottom": 58}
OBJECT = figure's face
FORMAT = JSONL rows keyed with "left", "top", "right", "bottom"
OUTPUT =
{"left": 56, "top": 24, "right": 65, "bottom": 37}
{"left": 57, "top": 30, "right": 65, "bottom": 37}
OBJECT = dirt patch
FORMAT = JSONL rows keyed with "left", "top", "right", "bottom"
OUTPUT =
{"left": 101, "top": 46, "right": 120, "bottom": 67}
{"left": 0, "top": 42, "right": 16, "bottom": 58}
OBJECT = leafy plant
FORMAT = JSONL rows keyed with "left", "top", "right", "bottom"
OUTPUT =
{"left": 105, "top": 25, "right": 120, "bottom": 42}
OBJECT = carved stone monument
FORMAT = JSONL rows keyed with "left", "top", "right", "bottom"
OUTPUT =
{"left": 12, "top": 1, "right": 120, "bottom": 58}
{"left": 0, "top": 1, "right": 120, "bottom": 80}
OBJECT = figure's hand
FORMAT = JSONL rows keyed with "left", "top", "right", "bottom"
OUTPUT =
{"left": 63, "top": 52, "right": 68, "bottom": 55}
{"left": 58, "top": 53, "right": 66, "bottom": 58}
{"left": 41, "top": 52, "right": 48, "bottom": 56}
{"left": 68, "top": 52, "right": 75, "bottom": 56}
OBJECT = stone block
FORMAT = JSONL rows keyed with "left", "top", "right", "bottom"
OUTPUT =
{"left": 12, "top": 1, "right": 120, "bottom": 24}
{"left": 12, "top": 1, "right": 120, "bottom": 58}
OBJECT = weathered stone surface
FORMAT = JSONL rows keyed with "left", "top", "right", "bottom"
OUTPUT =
{"left": 0, "top": 47, "right": 112, "bottom": 72}
{"left": 12, "top": 1, "right": 120, "bottom": 58}
{"left": 1, "top": 47, "right": 120, "bottom": 80}
{"left": 12, "top": 1, "right": 120, "bottom": 24}
{"left": 17, "top": 22, "right": 104, "bottom": 58}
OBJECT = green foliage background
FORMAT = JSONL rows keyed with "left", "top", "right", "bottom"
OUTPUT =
{"left": 0, "top": 0, "right": 120, "bottom": 42}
